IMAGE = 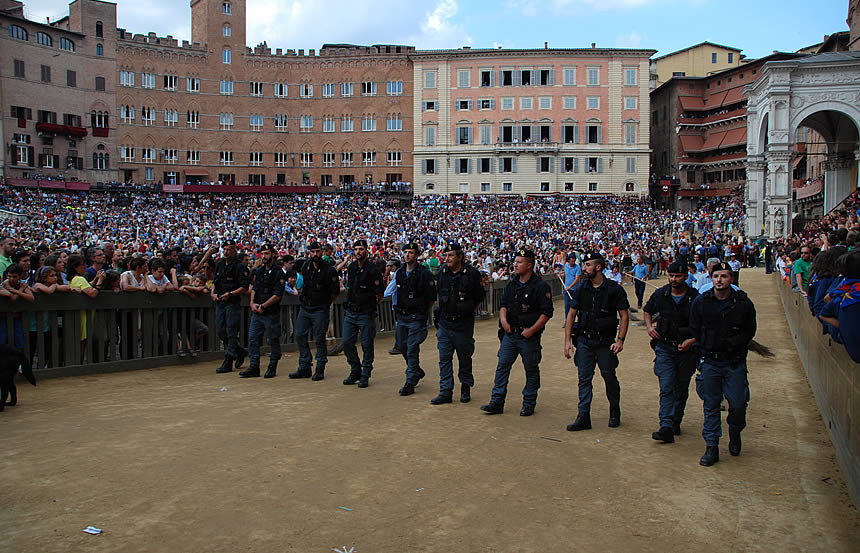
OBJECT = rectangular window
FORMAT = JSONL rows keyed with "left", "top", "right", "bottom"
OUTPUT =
{"left": 386, "top": 116, "right": 402, "bottom": 131}
{"left": 540, "top": 182, "right": 550, "bottom": 192}
{"left": 539, "top": 157, "right": 552, "bottom": 173}
{"left": 501, "top": 157, "right": 516, "bottom": 173}
{"left": 361, "top": 81, "right": 377, "bottom": 96}
{"left": 250, "top": 113, "right": 263, "bottom": 132}
{"left": 219, "top": 112, "right": 233, "bottom": 130}
{"left": 480, "top": 69, "right": 493, "bottom": 87}
{"left": 342, "top": 152, "right": 354, "bottom": 167}
{"left": 120, "top": 146, "right": 134, "bottom": 161}
{"left": 423, "top": 159, "right": 436, "bottom": 175}
{"left": 274, "top": 114, "right": 288, "bottom": 131}
{"left": 562, "top": 157, "right": 579, "bottom": 173}
{"left": 565, "top": 182, "right": 574, "bottom": 191}
{"left": 457, "top": 126, "right": 472, "bottom": 145}
{"left": 121, "top": 105, "right": 135, "bottom": 123}
{"left": 323, "top": 117, "right": 336, "bottom": 133}
{"left": 456, "top": 99, "right": 472, "bottom": 111}
{"left": 458, "top": 69, "right": 470, "bottom": 88}
{"left": 220, "top": 80, "right": 234, "bottom": 95}
{"left": 478, "top": 158, "right": 492, "bottom": 173}
{"left": 301, "top": 152, "right": 313, "bottom": 167}
{"left": 712, "top": 52, "right": 717, "bottom": 63}
{"left": 587, "top": 67, "right": 599, "bottom": 86}
{"left": 625, "top": 68, "right": 637, "bottom": 86}
{"left": 187, "top": 77, "right": 200, "bottom": 92}
{"left": 164, "top": 149, "right": 178, "bottom": 164}
{"left": 503, "top": 183, "right": 512, "bottom": 192}
{"left": 164, "top": 75, "right": 178, "bottom": 90}
{"left": 145, "top": 167, "right": 154, "bottom": 181}
{"left": 362, "top": 151, "right": 376, "bottom": 166}
{"left": 586, "top": 124, "right": 602, "bottom": 144}
{"left": 626, "top": 157, "right": 636, "bottom": 173}
{"left": 141, "top": 73, "right": 155, "bottom": 89}
{"left": 539, "top": 96, "right": 551, "bottom": 110}
{"left": 423, "top": 100, "right": 437, "bottom": 111}
{"left": 40, "top": 65, "right": 50, "bottom": 82}
{"left": 424, "top": 71, "right": 436, "bottom": 89}
{"left": 223, "top": 1, "right": 232, "bottom": 14}
{"left": 14, "top": 59, "right": 25, "bottom": 78}
{"left": 248, "top": 152, "right": 263, "bottom": 167}
{"left": 625, "top": 123, "right": 637, "bottom": 145}
{"left": 478, "top": 99, "right": 494, "bottom": 110}
{"left": 274, "top": 83, "right": 288, "bottom": 97}
{"left": 520, "top": 69, "right": 532, "bottom": 86}
{"left": 564, "top": 67, "right": 576, "bottom": 86}
{"left": 480, "top": 125, "right": 492, "bottom": 145}
{"left": 66, "top": 70, "right": 76, "bottom": 87}
{"left": 425, "top": 126, "right": 436, "bottom": 146}
{"left": 322, "top": 83, "right": 335, "bottom": 97}
{"left": 275, "top": 152, "right": 289, "bottom": 167}
{"left": 341, "top": 82, "right": 354, "bottom": 97}
{"left": 539, "top": 69, "right": 553, "bottom": 86}
{"left": 341, "top": 116, "right": 354, "bottom": 132}
{"left": 520, "top": 97, "right": 533, "bottom": 110}
{"left": 250, "top": 81, "right": 264, "bottom": 96}
{"left": 121, "top": 71, "right": 135, "bottom": 87}
{"left": 481, "top": 183, "right": 491, "bottom": 192}
{"left": 501, "top": 97, "right": 514, "bottom": 110}
{"left": 362, "top": 116, "right": 377, "bottom": 132}
{"left": 588, "top": 182, "right": 598, "bottom": 192}
{"left": 386, "top": 80, "right": 403, "bottom": 96}
{"left": 624, "top": 97, "right": 638, "bottom": 110}
{"left": 562, "top": 125, "right": 579, "bottom": 144}
{"left": 300, "top": 83, "right": 313, "bottom": 97}
{"left": 164, "top": 109, "right": 178, "bottom": 127}
{"left": 187, "top": 150, "right": 200, "bottom": 164}
{"left": 587, "top": 96, "right": 600, "bottom": 110}
{"left": 300, "top": 115, "right": 313, "bottom": 132}
{"left": 323, "top": 152, "right": 336, "bottom": 168}
{"left": 563, "top": 96, "right": 576, "bottom": 109}
{"left": 141, "top": 107, "right": 155, "bottom": 126}
{"left": 728, "top": 52, "right": 734, "bottom": 63}
{"left": 387, "top": 151, "right": 402, "bottom": 166}
{"left": 222, "top": 48, "right": 231, "bottom": 64}
{"left": 625, "top": 182, "right": 635, "bottom": 192}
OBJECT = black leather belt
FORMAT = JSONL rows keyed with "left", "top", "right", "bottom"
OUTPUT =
{"left": 703, "top": 351, "right": 741, "bottom": 361}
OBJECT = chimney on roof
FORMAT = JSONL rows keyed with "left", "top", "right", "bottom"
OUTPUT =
{"left": 544, "top": 42, "right": 548, "bottom": 49}
{"left": 591, "top": 42, "right": 596, "bottom": 49}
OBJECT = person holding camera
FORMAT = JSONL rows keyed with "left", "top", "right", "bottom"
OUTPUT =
{"left": 564, "top": 251, "right": 629, "bottom": 431}
{"left": 642, "top": 261, "right": 699, "bottom": 443}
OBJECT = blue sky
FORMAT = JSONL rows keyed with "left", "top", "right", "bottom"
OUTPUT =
{"left": 20, "top": 0, "right": 851, "bottom": 59}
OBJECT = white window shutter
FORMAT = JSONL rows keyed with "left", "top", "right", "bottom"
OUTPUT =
{"left": 549, "top": 158, "right": 554, "bottom": 173}
{"left": 512, "top": 158, "right": 518, "bottom": 173}
{"left": 597, "top": 126, "right": 603, "bottom": 144}
{"left": 574, "top": 158, "right": 580, "bottom": 173}
{"left": 574, "top": 125, "right": 580, "bottom": 144}
{"left": 598, "top": 158, "right": 604, "bottom": 173}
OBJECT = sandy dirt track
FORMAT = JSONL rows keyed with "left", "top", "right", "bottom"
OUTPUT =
{"left": 1, "top": 268, "right": 858, "bottom": 552}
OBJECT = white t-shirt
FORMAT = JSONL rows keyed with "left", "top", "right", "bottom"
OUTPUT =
{"left": 148, "top": 274, "right": 170, "bottom": 286}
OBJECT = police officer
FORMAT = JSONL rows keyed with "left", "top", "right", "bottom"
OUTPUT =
{"left": 239, "top": 244, "right": 286, "bottom": 379}
{"left": 431, "top": 241, "right": 485, "bottom": 405}
{"left": 289, "top": 241, "right": 341, "bottom": 381}
{"left": 643, "top": 261, "right": 699, "bottom": 442}
{"left": 211, "top": 239, "right": 249, "bottom": 374}
{"left": 480, "top": 249, "right": 553, "bottom": 416}
{"left": 690, "top": 262, "right": 757, "bottom": 466}
{"left": 395, "top": 241, "right": 436, "bottom": 396}
{"left": 342, "top": 239, "right": 384, "bottom": 388}
{"left": 564, "top": 251, "right": 629, "bottom": 430}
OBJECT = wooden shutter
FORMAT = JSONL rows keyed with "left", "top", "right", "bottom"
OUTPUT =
{"left": 574, "top": 158, "right": 580, "bottom": 173}
{"left": 597, "top": 126, "right": 603, "bottom": 144}
{"left": 598, "top": 158, "right": 604, "bottom": 173}
{"left": 512, "top": 158, "right": 517, "bottom": 173}
{"left": 549, "top": 158, "right": 554, "bottom": 173}
{"left": 574, "top": 125, "right": 580, "bottom": 144}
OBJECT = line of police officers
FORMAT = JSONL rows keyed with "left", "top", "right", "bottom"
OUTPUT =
{"left": 212, "top": 239, "right": 756, "bottom": 467}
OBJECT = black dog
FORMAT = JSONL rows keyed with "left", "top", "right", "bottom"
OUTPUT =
{"left": 0, "top": 344, "right": 35, "bottom": 412}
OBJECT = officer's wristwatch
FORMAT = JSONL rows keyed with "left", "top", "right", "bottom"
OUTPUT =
{"left": 616, "top": 336, "right": 625, "bottom": 343}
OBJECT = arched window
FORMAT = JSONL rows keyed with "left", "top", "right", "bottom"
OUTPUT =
{"left": 222, "top": 2, "right": 232, "bottom": 15}
{"left": 59, "top": 37, "right": 75, "bottom": 51}
{"left": 222, "top": 24, "right": 231, "bottom": 37}
{"left": 95, "top": 76, "right": 105, "bottom": 91}
{"left": 34, "top": 31, "right": 52, "bottom": 46}
{"left": 96, "top": 21, "right": 103, "bottom": 38}
{"left": 96, "top": 43, "right": 103, "bottom": 56}
{"left": 9, "top": 25, "right": 27, "bottom": 41}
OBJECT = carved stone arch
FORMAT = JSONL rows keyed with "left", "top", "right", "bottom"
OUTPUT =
{"left": 219, "top": 139, "right": 233, "bottom": 150}
{"left": 341, "top": 141, "right": 353, "bottom": 152}
{"left": 142, "top": 134, "right": 156, "bottom": 148}
{"left": 789, "top": 101, "right": 860, "bottom": 145}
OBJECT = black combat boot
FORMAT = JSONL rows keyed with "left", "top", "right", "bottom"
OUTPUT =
{"left": 520, "top": 405, "right": 535, "bottom": 417}
{"left": 729, "top": 429, "right": 742, "bottom": 456}
{"left": 311, "top": 367, "right": 325, "bottom": 381}
{"left": 234, "top": 347, "right": 248, "bottom": 369}
{"left": 343, "top": 372, "right": 361, "bottom": 385}
{"left": 430, "top": 394, "right": 453, "bottom": 405}
{"left": 239, "top": 366, "right": 260, "bottom": 378}
{"left": 357, "top": 376, "right": 369, "bottom": 388}
{"left": 566, "top": 413, "right": 592, "bottom": 431}
{"left": 288, "top": 368, "right": 312, "bottom": 379}
{"left": 700, "top": 446, "right": 720, "bottom": 466}
{"left": 263, "top": 364, "right": 277, "bottom": 378}
{"left": 608, "top": 406, "right": 621, "bottom": 428}
{"left": 460, "top": 384, "right": 471, "bottom": 403}
{"left": 399, "top": 382, "right": 415, "bottom": 396}
{"left": 652, "top": 427, "right": 675, "bottom": 443}
{"left": 215, "top": 356, "right": 234, "bottom": 374}
{"left": 480, "top": 401, "right": 504, "bottom": 414}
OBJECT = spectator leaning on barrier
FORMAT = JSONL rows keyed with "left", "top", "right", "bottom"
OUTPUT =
{"left": 794, "top": 246, "right": 813, "bottom": 296}
{"left": 818, "top": 250, "right": 860, "bottom": 362}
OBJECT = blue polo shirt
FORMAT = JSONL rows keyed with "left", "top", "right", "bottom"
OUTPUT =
{"left": 563, "top": 262, "right": 581, "bottom": 288}
{"left": 633, "top": 263, "right": 649, "bottom": 280}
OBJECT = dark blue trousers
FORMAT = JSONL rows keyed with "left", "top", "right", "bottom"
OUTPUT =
{"left": 652, "top": 342, "right": 698, "bottom": 428}
{"left": 436, "top": 319, "right": 475, "bottom": 396}
{"left": 343, "top": 309, "right": 376, "bottom": 378}
{"left": 295, "top": 305, "right": 330, "bottom": 372}
{"left": 696, "top": 359, "right": 749, "bottom": 446}
{"left": 396, "top": 313, "right": 428, "bottom": 385}
{"left": 574, "top": 336, "right": 620, "bottom": 415}
{"left": 491, "top": 332, "right": 542, "bottom": 408}
{"left": 215, "top": 301, "right": 242, "bottom": 358}
{"left": 248, "top": 311, "right": 281, "bottom": 370}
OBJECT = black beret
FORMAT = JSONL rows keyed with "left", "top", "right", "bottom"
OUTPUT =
{"left": 443, "top": 241, "right": 463, "bottom": 253}
{"left": 259, "top": 244, "right": 275, "bottom": 253}
{"left": 516, "top": 249, "right": 536, "bottom": 259}
{"left": 353, "top": 239, "right": 368, "bottom": 248}
{"left": 710, "top": 262, "right": 733, "bottom": 275}
{"left": 403, "top": 241, "right": 421, "bottom": 252}
{"left": 581, "top": 251, "right": 604, "bottom": 263}
{"left": 308, "top": 241, "right": 322, "bottom": 250}
{"left": 667, "top": 261, "right": 687, "bottom": 274}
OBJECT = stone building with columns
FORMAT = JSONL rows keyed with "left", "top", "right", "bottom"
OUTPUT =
{"left": 744, "top": 51, "right": 860, "bottom": 238}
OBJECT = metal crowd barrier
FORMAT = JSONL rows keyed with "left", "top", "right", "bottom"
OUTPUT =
{"left": 0, "top": 275, "right": 562, "bottom": 378}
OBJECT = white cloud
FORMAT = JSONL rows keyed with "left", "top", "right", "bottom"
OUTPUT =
{"left": 616, "top": 31, "right": 643, "bottom": 48}
{"left": 411, "top": 0, "right": 472, "bottom": 49}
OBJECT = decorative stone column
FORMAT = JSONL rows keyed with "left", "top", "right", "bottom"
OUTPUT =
{"left": 823, "top": 151, "right": 859, "bottom": 212}
{"left": 745, "top": 155, "right": 766, "bottom": 237}
{"left": 765, "top": 148, "right": 793, "bottom": 239}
